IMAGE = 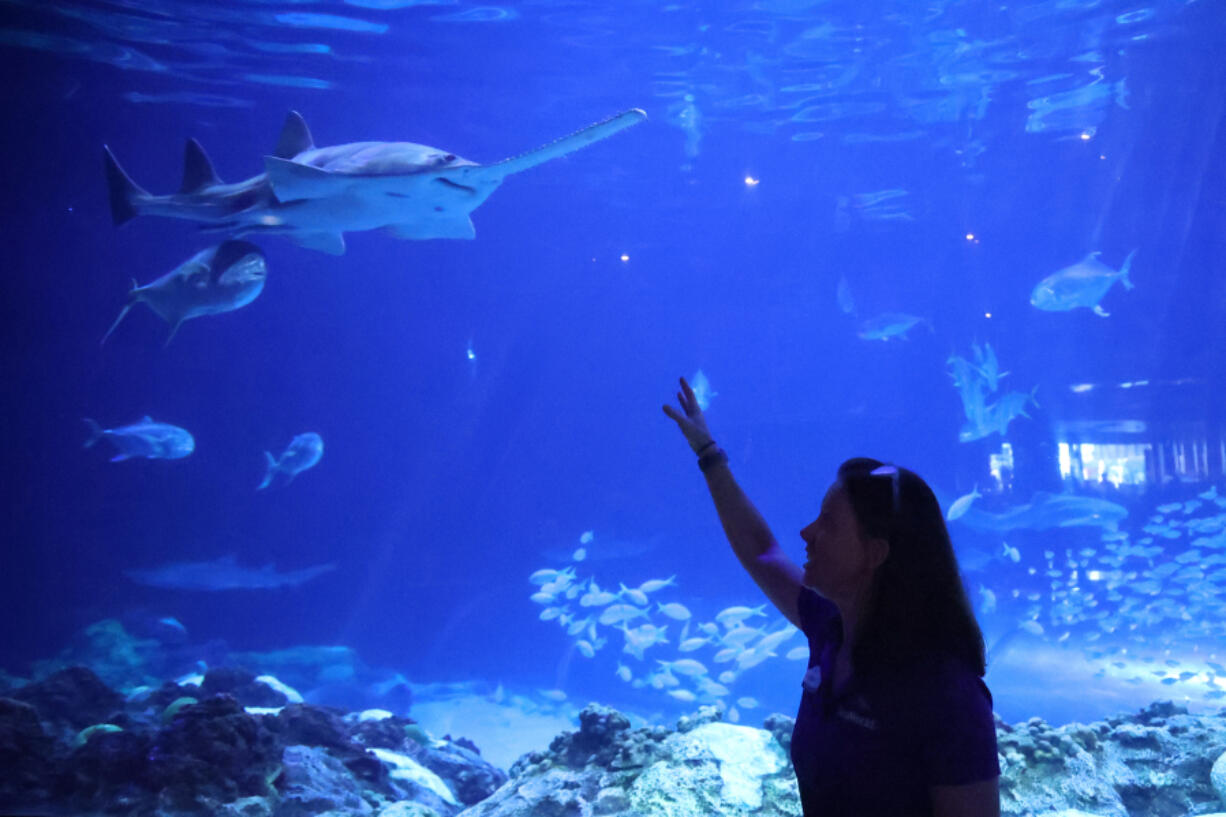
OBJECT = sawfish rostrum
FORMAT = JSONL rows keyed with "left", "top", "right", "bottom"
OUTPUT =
{"left": 105, "top": 108, "right": 647, "bottom": 255}
{"left": 102, "top": 240, "right": 267, "bottom": 345}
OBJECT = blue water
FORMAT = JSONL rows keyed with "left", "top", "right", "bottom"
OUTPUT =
{"left": 3, "top": 0, "right": 1225, "bottom": 747}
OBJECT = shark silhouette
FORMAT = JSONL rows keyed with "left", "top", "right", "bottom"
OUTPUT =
{"left": 124, "top": 555, "right": 336, "bottom": 591}
{"left": 104, "top": 108, "right": 647, "bottom": 255}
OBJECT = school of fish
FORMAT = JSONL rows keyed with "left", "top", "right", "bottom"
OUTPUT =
{"left": 528, "top": 531, "right": 805, "bottom": 723}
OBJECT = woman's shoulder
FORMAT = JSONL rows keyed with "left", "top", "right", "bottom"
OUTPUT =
{"left": 897, "top": 652, "right": 993, "bottom": 711}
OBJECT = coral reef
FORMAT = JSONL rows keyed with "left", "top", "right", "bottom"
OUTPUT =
{"left": 4, "top": 630, "right": 1226, "bottom": 817}
{"left": 0, "top": 665, "right": 505, "bottom": 817}
{"left": 996, "top": 701, "right": 1226, "bottom": 816}
{"left": 460, "top": 700, "right": 1226, "bottom": 817}
{"left": 466, "top": 703, "right": 799, "bottom": 817}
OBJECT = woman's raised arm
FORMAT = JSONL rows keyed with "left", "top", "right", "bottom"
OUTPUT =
{"left": 663, "top": 377, "right": 805, "bottom": 628}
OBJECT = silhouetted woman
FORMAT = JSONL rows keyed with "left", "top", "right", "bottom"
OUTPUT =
{"left": 664, "top": 376, "right": 1000, "bottom": 817}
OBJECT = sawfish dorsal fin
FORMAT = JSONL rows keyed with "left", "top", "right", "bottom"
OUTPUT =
{"left": 274, "top": 111, "right": 315, "bottom": 159}
{"left": 208, "top": 240, "right": 263, "bottom": 282}
{"left": 179, "top": 139, "right": 222, "bottom": 193}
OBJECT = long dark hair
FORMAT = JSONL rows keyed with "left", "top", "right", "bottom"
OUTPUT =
{"left": 837, "top": 457, "right": 986, "bottom": 679}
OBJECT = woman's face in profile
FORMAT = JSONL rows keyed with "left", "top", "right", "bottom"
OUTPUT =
{"left": 800, "top": 482, "right": 876, "bottom": 594}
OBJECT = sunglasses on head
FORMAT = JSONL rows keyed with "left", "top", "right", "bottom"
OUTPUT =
{"left": 869, "top": 464, "right": 901, "bottom": 517}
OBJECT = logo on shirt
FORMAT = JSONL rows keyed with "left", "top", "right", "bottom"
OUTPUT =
{"left": 836, "top": 695, "right": 879, "bottom": 731}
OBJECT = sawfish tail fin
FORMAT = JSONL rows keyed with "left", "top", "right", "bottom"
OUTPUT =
{"left": 101, "top": 279, "right": 140, "bottom": 345}
{"left": 103, "top": 145, "right": 149, "bottom": 226}
{"left": 1119, "top": 249, "right": 1137, "bottom": 290}
{"left": 257, "top": 451, "right": 278, "bottom": 491}
{"left": 491, "top": 108, "right": 647, "bottom": 177}
{"left": 83, "top": 418, "right": 105, "bottom": 448}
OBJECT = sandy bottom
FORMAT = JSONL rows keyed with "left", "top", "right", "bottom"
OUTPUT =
{"left": 410, "top": 690, "right": 582, "bottom": 770}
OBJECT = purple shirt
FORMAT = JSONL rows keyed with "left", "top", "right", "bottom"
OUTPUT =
{"left": 791, "top": 587, "right": 999, "bottom": 816}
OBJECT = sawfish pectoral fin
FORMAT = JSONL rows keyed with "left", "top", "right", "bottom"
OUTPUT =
{"left": 292, "top": 232, "right": 346, "bottom": 255}
{"left": 492, "top": 108, "right": 647, "bottom": 177}
{"left": 387, "top": 218, "right": 475, "bottom": 240}
{"left": 264, "top": 156, "right": 342, "bottom": 202}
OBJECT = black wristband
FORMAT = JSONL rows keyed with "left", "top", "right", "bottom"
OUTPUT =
{"left": 695, "top": 439, "right": 717, "bottom": 456}
{"left": 698, "top": 449, "right": 728, "bottom": 473}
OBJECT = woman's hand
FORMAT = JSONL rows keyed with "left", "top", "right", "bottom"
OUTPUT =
{"left": 662, "top": 376, "right": 715, "bottom": 453}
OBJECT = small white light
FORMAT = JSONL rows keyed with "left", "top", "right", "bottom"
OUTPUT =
{"left": 965, "top": 233, "right": 975, "bottom": 241}
{"left": 744, "top": 176, "right": 760, "bottom": 186}
{"left": 620, "top": 254, "right": 629, "bottom": 262}
{"left": 1099, "top": 154, "right": 1107, "bottom": 160}
{"left": 1079, "top": 131, "right": 1092, "bottom": 141}
{"left": 984, "top": 312, "right": 992, "bottom": 319}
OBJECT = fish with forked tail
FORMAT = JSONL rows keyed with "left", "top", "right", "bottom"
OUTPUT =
{"left": 258, "top": 432, "right": 324, "bottom": 490}
{"left": 1030, "top": 250, "right": 1136, "bottom": 316}
{"left": 102, "top": 240, "right": 267, "bottom": 345}
{"left": 84, "top": 417, "right": 194, "bottom": 461}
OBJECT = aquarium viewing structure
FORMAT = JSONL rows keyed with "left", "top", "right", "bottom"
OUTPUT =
{"left": 1, "top": 0, "right": 1224, "bottom": 815}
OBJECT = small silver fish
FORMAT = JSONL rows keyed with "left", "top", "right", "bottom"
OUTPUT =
{"left": 258, "top": 432, "right": 323, "bottom": 490}
{"left": 836, "top": 274, "right": 856, "bottom": 316}
{"left": 84, "top": 416, "right": 195, "bottom": 461}
{"left": 690, "top": 369, "right": 718, "bottom": 410}
{"left": 857, "top": 313, "right": 931, "bottom": 341}
{"left": 1030, "top": 250, "right": 1136, "bottom": 317}
{"left": 102, "top": 240, "right": 267, "bottom": 345}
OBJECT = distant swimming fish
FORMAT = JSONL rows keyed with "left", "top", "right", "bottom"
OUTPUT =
{"left": 102, "top": 240, "right": 267, "bottom": 346}
{"left": 849, "top": 188, "right": 914, "bottom": 222}
{"left": 959, "top": 387, "right": 1038, "bottom": 442}
{"left": 666, "top": 92, "right": 703, "bottom": 166}
{"left": 970, "top": 342, "right": 1009, "bottom": 391}
{"left": 84, "top": 416, "right": 195, "bottom": 461}
{"left": 946, "top": 485, "right": 982, "bottom": 521}
{"left": 836, "top": 273, "right": 856, "bottom": 316}
{"left": 690, "top": 369, "right": 718, "bottom": 410}
{"left": 258, "top": 432, "right": 324, "bottom": 490}
{"left": 125, "top": 554, "right": 335, "bottom": 591}
{"left": 1030, "top": 250, "right": 1136, "bottom": 317}
{"left": 959, "top": 491, "right": 1127, "bottom": 532}
{"left": 857, "top": 313, "right": 931, "bottom": 341}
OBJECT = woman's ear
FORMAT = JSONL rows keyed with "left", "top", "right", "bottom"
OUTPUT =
{"left": 866, "top": 536, "right": 890, "bottom": 570}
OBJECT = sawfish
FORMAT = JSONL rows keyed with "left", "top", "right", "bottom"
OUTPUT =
{"left": 104, "top": 108, "right": 647, "bottom": 254}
